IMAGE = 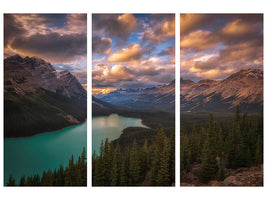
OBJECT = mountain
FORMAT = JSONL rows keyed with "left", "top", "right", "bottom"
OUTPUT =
{"left": 5, "top": 55, "right": 87, "bottom": 104}
{"left": 181, "top": 69, "right": 263, "bottom": 112}
{"left": 4, "top": 55, "right": 87, "bottom": 138}
{"left": 99, "top": 80, "right": 175, "bottom": 111}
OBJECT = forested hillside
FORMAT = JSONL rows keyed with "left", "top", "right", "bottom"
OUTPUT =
{"left": 181, "top": 107, "right": 263, "bottom": 186}
{"left": 92, "top": 127, "right": 175, "bottom": 186}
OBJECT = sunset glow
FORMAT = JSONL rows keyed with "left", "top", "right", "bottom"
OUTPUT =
{"left": 180, "top": 14, "right": 263, "bottom": 81}
{"left": 92, "top": 14, "right": 175, "bottom": 95}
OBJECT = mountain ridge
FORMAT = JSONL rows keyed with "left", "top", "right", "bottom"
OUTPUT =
{"left": 98, "top": 80, "right": 175, "bottom": 111}
{"left": 181, "top": 69, "right": 263, "bottom": 112}
{"left": 4, "top": 54, "right": 87, "bottom": 138}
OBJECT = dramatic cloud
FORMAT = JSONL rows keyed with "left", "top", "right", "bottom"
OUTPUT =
{"left": 107, "top": 43, "right": 143, "bottom": 63}
{"left": 11, "top": 32, "right": 86, "bottom": 63}
{"left": 143, "top": 15, "right": 175, "bottom": 44}
{"left": 4, "top": 14, "right": 87, "bottom": 67}
{"left": 92, "top": 14, "right": 175, "bottom": 92}
{"left": 92, "top": 35, "right": 112, "bottom": 55}
{"left": 181, "top": 14, "right": 263, "bottom": 81}
{"left": 4, "top": 14, "right": 26, "bottom": 47}
{"left": 93, "top": 14, "right": 137, "bottom": 41}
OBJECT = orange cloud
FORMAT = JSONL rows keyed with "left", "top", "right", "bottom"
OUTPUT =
{"left": 180, "top": 30, "right": 218, "bottom": 51}
{"left": 143, "top": 16, "right": 175, "bottom": 44}
{"left": 93, "top": 56, "right": 106, "bottom": 63}
{"left": 222, "top": 19, "right": 252, "bottom": 36}
{"left": 117, "top": 14, "right": 136, "bottom": 31}
{"left": 92, "top": 87, "right": 116, "bottom": 95}
{"left": 107, "top": 43, "right": 143, "bottom": 63}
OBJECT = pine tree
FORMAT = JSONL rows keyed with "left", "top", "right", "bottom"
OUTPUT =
{"left": 157, "top": 137, "right": 170, "bottom": 186}
{"left": 7, "top": 175, "right": 16, "bottom": 186}
{"left": 169, "top": 129, "right": 175, "bottom": 183}
{"left": 128, "top": 139, "right": 141, "bottom": 186}
{"left": 19, "top": 175, "right": 26, "bottom": 186}
{"left": 255, "top": 135, "right": 263, "bottom": 165}
{"left": 110, "top": 144, "right": 121, "bottom": 186}
{"left": 151, "top": 126, "right": 165, "bottom": 185}
{"left": 198, "top": 114, "right": 218, "bottom": 183}
{"left": 120, "top": 160, "right": 128, "bottom": 186}
{"left": 94, "top": 140, "right": 106, "bottom": 186}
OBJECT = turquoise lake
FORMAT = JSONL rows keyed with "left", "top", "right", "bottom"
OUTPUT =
{"left": 92, "top": 114, "right": 146, "bottom": 154}
{"left": 4, "top": 120, "right": 87, "bottom": 185}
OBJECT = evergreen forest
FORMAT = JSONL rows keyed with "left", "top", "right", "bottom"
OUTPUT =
{"left": 181, "top": 106, "right": 263, "bottom": 183}
{"left": 92, "top": 127, "right": 175, "bottom": 186}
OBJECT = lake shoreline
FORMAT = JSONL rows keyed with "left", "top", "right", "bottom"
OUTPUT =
{"left": 5, "top": 119, "right": 87, "bottom": 139}
{"left": 92, "top": 112, "right": 151, "bottom": 129}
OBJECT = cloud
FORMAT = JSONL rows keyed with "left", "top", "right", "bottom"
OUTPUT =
{"left": 10, "top": 32, "right": 86, "bottom": 63}
{"left": 93, "top": 55, "right": 174, "bottom": 88}
{"left": 93, "top": 14, "right": 136, "bottom": 41}
{"left": 143, "top": 15, "right": 175, "bottom": 44}
{"left": 92, "top": 35, "right": 112, "bottom": 55}
{"left": 4, "top": 14, "right": 26, "bottom": 47}
{"left": 92, "top": 64, "right": 136, "bottom": 87}
{"left": 93, "top": 56, "right": 106, "bottom": 63}
{"left": 158, "top": 46, "right": 175, "bottom": 56}
{"left": 181, "top": 30, "right": 219, "bottom": 52}
{"left": 4, "top": 14, "right": 87, "bottom": 65}
{"left": 181, "top": 14, "right": 263, "bottom": 81}
{"left": 107, "top": 43, "right": 143, "bottom": 62}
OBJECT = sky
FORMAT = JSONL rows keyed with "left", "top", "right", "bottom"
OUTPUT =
{"left": 4, "top": 14, "right": 87, "bottom": 85}
{"left": 92, "top": 14, "right": 175, "bottom": 95}
{"left": 180, "top": 14, "right": 263, "bottom": 82}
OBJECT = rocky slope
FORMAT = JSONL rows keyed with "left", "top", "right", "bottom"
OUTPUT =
{"left": 181, "top": 164, "right": 263, "bottom": 186}
{"left": 181, "top": 69, "right": 263, "bottom": 112}
{"left": 5, "top": 55, "right": 86, "bottom": 104}
{"left": 4, "top": 55, "right": 87, "bottom": 138}
{"left": 99, "top": 80, "right": 175, "bottom": 111}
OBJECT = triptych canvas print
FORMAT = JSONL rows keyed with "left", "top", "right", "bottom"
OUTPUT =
{"left": 3, "top": 13, "right": 263, "bottom": 187}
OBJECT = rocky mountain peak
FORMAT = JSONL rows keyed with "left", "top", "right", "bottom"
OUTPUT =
{"left": 5, "top": 54, "right": 24, "bottom": 64}
{"left": 181, "top": 68, "right": 263, "bottom": 112}
{"left": 224, "top": 68, "right": 263, "bottom": 82}
{"left": 4, "top": 54, "right": 86, "bottom": 104}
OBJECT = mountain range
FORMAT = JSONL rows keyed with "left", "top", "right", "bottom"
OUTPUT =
{"left": 96, "top": 80, "right": 175, "bottom": 111}
{"left": 4, "top": 55, "right": 87, "bottom": 137}
{"left": 181, "top": 69, "right": 263, "bottom": 112}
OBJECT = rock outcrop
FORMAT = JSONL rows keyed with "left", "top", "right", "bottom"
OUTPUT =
{"left": 181, "top": 164, "right": 263, "bottom": 186}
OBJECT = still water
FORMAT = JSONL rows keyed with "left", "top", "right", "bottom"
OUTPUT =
{"left": 92, "top": 114, "right": 146, "bottom": 154}
{"left": 4, "top": 120, "right": 87, "bottom": 185}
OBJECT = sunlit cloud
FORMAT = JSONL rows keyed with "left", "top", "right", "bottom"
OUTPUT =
{"left": 4, "top": 14, "right": 87, "bottom": 69}
{"left": 180, "top": 14, "right": 263, "bottom": 81}
{"left": 107, "top": 43, "right": 143, "bottom": 63}
{"left": 93, "top": 14, "right": 175, "bottom": 91}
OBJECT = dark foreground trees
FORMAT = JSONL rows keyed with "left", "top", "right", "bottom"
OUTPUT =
{"left": 92, "top": 127, "right": 175, "bottom": 186}
{"left": 181, "top": 107, "right": 263, "bottom": 183}
{"left": 6, "top": 147, "right": 87, "bottom": 186}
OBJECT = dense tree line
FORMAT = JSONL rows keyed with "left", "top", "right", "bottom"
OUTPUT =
{"left": 92, "top": 127, "right": 175, "bottom": 186}
{"left": 7, "top": 148, "right": 87, "bottom": 186}
{"left": 181, "top": 106, "right": 263, "bottom": 183}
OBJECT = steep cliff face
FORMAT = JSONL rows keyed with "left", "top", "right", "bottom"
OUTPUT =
{"left": 56, "top": 70, "right": 87, "bottom": 104}
{"left": 181, "top": 69, "right": 263, "bottom": 112}
{"left": 4, "top": 55, "right": 87, "bottom": 138}
{"left": 4, "top": 55, "right": 87, "bottom": 104}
